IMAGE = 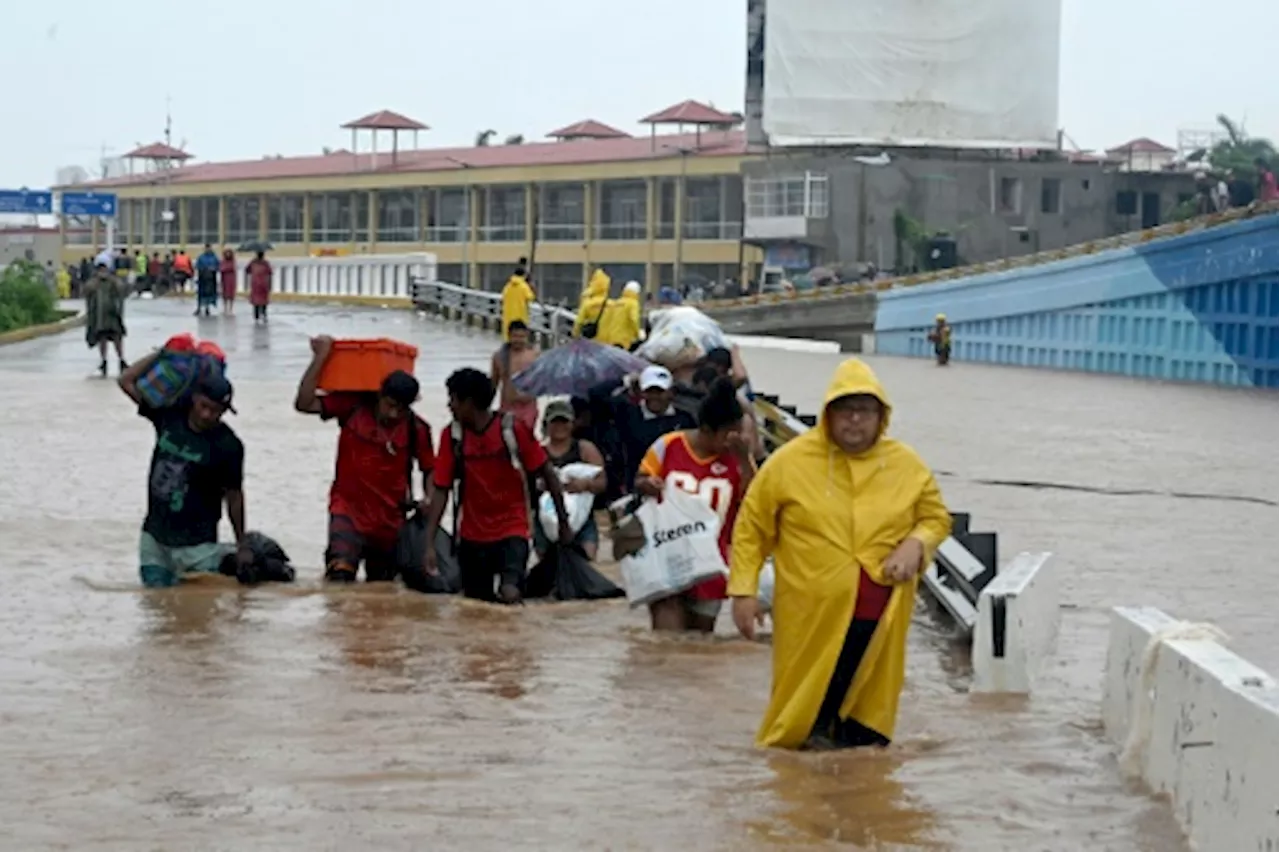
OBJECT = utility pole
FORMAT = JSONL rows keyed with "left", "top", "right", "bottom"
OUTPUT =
{"left": 162, "top": 96, "right": 174, "bottom": 248}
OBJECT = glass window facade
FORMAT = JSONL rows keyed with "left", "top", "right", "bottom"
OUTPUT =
{"left": 310, "top": 192, "right": 352, "bottom": 243}
{"left": 226, "top": 196, "right": 261, "bottom": 245}
{"left": 268, "top": 195, "right": 304, "bottom": 243}
{"left": 187, "top": 197, "right": 219, "bottom": 246}
{"left": 377, "top": 189, "right": 420, "bottom": 242}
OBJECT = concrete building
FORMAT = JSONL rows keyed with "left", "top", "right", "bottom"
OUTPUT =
{"left": 741, "top": 149, "right": 1196, "bottom": 276}
{"left": 57, "top": 103, "right": 759, "bottom": 303}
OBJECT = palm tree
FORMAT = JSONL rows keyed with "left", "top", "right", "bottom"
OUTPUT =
{"left": 475, "top": 129, "right": 496, "bottom": 147}
{"left": 1209, "top": 115, "right": 1278, "bottom": 181}
{"left": 504, "top": 134, "right": 525, "bottom": 145}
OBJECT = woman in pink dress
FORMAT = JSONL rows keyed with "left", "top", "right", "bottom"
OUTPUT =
{"left": 219, "top": 249, "right": 238, "bottom": 315}
{"left": 246, "top": 251, "right": 272, "bottom": 324}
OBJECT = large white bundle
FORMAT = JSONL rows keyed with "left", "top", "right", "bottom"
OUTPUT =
{"left": 537, "top": 463, "right": 601, "bottom": 540}
{"left": 638, "top": 306, "right": 728, "bottom": 369}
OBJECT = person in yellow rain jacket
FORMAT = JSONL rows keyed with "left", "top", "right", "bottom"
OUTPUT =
{"left": 500, "top": 263, "right": 535, "bottom": 341}
{"left": 573, "top": 269, "right": 611, "bottom": 338}
{"left": 55, "top": 265, "right": 72, "bottom": 299}
{"left": 728, "top": 358, "right": 952, "bottom": 751}
{"left": 596, "top": 280, "right": 642, "bottom": 349}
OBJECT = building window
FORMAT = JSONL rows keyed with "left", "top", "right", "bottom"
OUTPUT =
{"left": 310, "top": 192, "right": 352, "bottom": 243}
{"left": 998, "top": 177, "right": 1022, "bottom": 214}
{"left": 353, "top": 192, "right": 370, "bottom": 243}
{"left": 482, "top": 186, "right": 525, "bottom": 242}
{"left": 267, "top": 195, "right": 304, "bottom": 243}
{"left": 597, "top": 180, "right": 647, "bottom": 240}
{"left": 1115, "top": 190, "right": 1138, "bottom": 216}
{"left": 745, "top": 172, "right": 828, "bottom": 219}
{"left": 428, "top": 189, "right": 468, "bottom": 242}
{"left": 187, "top": 197, "right": 219, "bottom": 246}
{"left": 226, "top": 196, "right": 261, "bottom": 245}
{"left": 537, "top": 184, "right": 585, "bottom": 241}
{"left": 1040, "top": 179, "right": 1062, "bottom": 215}
{"left": 376, "top": 190, "right": 420, "bottom": 242}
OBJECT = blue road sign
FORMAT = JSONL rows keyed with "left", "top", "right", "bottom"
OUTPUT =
{"left": 60, "top": 191, "right": 118, "bottom": 217}
{"left": 0, "top": 189, "right": 54, "bottom": 215}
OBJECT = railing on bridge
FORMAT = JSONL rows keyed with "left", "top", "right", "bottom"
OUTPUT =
{"left": 230, "top": 252, "right": 438, "bottom": 301}
{"left": 702, "top": 200, "right": 1280, "bottom": 311}
{"left": 410, "top": 277, "right": 576, "bottom": 345}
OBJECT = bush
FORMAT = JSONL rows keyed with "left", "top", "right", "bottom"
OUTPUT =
{"left": 0, "top": 260, "right": 58, "bottom": 333}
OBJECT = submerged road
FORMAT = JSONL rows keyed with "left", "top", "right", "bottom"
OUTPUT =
{"left": 0, "top": 299, "right": 1273, "bottom": 851}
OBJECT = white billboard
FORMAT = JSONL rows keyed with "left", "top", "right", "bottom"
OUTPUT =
{"left": 761, "top": 0, "right": 1062, "bottom": 149}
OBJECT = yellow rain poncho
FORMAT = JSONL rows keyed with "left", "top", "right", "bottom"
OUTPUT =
{"left": 500, "top": 273, "right": 535, "bottom": 340}
{"left": 728, "top": 358, "right": 952, "bottom": 748}
{"left": 573, "top": 269, "right": 611, "bottom": 336}
{"left": 597, "top": 282, "right": 642, "bottom": 348}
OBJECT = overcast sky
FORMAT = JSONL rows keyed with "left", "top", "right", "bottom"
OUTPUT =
{"left": 2, "top": 0, "right": 1277, "bottom": 187}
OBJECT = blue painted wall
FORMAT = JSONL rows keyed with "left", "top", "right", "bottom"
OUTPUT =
{"left": 874, "top": 213, "right": 1279, "bottom": 388}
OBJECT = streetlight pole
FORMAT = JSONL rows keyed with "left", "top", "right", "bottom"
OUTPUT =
{"left": 668, "top": 146, "right": 692, "bottom": 290}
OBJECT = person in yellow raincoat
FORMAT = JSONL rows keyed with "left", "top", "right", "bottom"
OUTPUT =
{"left": 573, "top": 269, "right": 611, "bottom": 338}
{"left": 728, "top": 358, "right": 951, "bottom": 751}
{"left": 596, "top": 280, "right": 642, "bottom": 349}
{"left": 500, "top": 263, "right": 535, "bottom": 341}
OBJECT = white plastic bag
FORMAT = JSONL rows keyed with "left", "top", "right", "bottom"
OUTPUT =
{"left": 757, "top": 559, "right": 776, "bottom": 614}
{"left": 538, "top": 462, "right": 601, "bottom": 540}
{"left": 637, "top": 306, "right": 728, "bottom": 368}
{"left": 619, "top": 481, "right": 728, "bottom": 608}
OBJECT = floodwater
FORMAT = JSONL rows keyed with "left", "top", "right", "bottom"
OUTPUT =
{"left": 0, "top": 299, "right": 1274, "bottom": 851}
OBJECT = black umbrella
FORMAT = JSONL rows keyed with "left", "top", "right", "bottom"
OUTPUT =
{"left": 236, "top": 240, "right": 274, "bottom": 253}
{"left": 511, "top": 338, "right": 648, "bottom": 398}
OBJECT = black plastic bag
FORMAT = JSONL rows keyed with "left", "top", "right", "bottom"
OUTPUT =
{"left": 525, "top": 544, "right": 625, "bottom": 601}
{"left": 219, "top": 531, "right": 297, "bottom": 585}
{"left": 396, "top": 512, "right": 462, "bottom": 594}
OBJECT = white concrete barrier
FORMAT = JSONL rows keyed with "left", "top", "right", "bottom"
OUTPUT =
{"left": 1103, "top": 606, "right": 1278, "bottom": 852}
{"left": 971, "top": 552, "right": 1058, "bottom": 693}
{"left": 231, "top": 252, "right": 436, "bottom": 300}
{"left": 726, "top": 334, "right": 841, "bottom": 354}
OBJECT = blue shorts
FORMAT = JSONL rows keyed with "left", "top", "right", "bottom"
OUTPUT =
{"left": 138, "top": 530, "right": 232, "bottom": 588}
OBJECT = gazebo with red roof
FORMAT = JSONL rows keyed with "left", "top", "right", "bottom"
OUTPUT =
{"left": 639, "top": 100, "right": 741, "bottom": 150}
{"left": 123, "top": 142, "right": 193, "bottom": 176}
{"left": 547, "top": 119, "right": 629, "bottom": 142}
{"left": 341, "top": 109, "right": 428, "bottom": 166}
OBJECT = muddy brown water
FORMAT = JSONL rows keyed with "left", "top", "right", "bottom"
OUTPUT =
{"left": 0, "top": 300, "right": 1273, "bottom": 850}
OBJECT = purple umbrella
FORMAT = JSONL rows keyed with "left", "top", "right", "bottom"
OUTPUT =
{"left": 512, "top": 338, "right": 649, "bottom": 397}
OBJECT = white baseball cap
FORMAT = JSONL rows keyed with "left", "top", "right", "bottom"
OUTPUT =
{"left": 639, "top": 365, "right": 673, "bottom": 391}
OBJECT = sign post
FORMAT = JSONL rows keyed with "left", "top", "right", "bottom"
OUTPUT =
{"left": 60, "top": 191, "right": 119, "bottom": 251}
{"left": 0, "top": 189, "right": 54, "bottom": 216}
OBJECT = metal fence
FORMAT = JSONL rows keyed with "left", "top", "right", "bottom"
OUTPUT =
{"left": 410, "top": 277, "right": 577, "bottom": 345}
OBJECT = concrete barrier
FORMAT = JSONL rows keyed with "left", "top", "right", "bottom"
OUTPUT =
{"left": 703, "top": 291, "right": 877, "bottom": 352}
{"left": 971, "top": 552, "right": 1058, "bottom": 693}
{"left": 0, "top": 310, "right": 85, "bottom": 347}
{"left": 1103, "top": 606, "right": 1279, "bottom": 852}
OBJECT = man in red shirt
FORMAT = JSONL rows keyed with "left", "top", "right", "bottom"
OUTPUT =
{"left": 295, "top": 335, "right": 435, "bottom": 582}
{"left": 423, "top": 367, "right": 573, "bottom": 604}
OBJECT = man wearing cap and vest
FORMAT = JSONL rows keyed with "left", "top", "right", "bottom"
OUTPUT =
{"left": 587, "top": 364, "right": 696, "bottom": 495}
{"left": 294, "top": 335, "right": 437, "bottom": 583}
{"left": 118, "top": 352, "right": 252, "bottom": 588}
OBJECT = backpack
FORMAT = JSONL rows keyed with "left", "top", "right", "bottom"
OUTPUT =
{"left": 447, "top": 412, "right": 526, "bottom": 538}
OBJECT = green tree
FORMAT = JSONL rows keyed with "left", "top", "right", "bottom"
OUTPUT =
{"left": 475, "top": 129, "right": 496, "bottom": 147}
{"left": 0, "top": 260, "right": 58, "bottom": 332}
{"left": 1208, "top": 115, "right": 1278, "bottom": 182}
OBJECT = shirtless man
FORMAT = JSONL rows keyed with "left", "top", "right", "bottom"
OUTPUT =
{"left": 491, "top": 319, "right": 541, "bottom": 431}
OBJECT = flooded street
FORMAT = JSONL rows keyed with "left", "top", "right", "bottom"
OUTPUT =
{"left": 0, "top": 299, "right": 1273, "bottom": 851}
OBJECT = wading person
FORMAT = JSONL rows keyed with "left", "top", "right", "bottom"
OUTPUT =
{"left": 635, "top": 378, "right": 755, "bottom": 632}
{"left": 728, "top": 359, "right": 952, "bottom": 750}
{"left": 490, "top": 319, "right": 541, "bottom": 432}
{"left": 118, "top": 352, "right": 251, "bottom": 587}
{"left": 294, "top": 335, "right": 435, "bottom": 582}
{"left": 84, "top": 260, "right": 128, "bottom": 376}
{"left": 422, "top": 368, "right": 573, "bottom": 605}
{"left": 534, "top": 399, "right": 607, "bottom": 561}
{"left": 928, "top": 314, "right": 952, "bottom": 366}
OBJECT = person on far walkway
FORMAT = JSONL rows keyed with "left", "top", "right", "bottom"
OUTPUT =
{"left": 172, "top": 249, "right": 193, "bottom": 292}
{"left": 501, "top": 262, "right": 535, "bottom": 341}
{"left": 134, "top": 250, "right": 148, "bottom": 291}
{"left": 928, "top": 313, "right": 952, "bottom": 366}
{"left": 490, "top": 319, "right": 541, "bottom": 432}
{"left": 423, "top": 368, "right": 572, "bottom": 605}
{"left": 573, "top": 268, "right": 611, "bottom": 338}
{"left": 597, "top": 280, "right": 642, "bottom": 350}
{"left": 118, "top": 352, "right": 252, "bottom": 588}
{"left": 246, "top": 250, "right": 272, "bottom": 323}
{"left": 294, "top": 335, "right": 436, "bottom": 583}
{"left": 84, "top": 260, "right": 128, "bottom": 376}
{"left": 55, "top": 264, "right": 71, "bottom": 299}
{"left": 195, "top": 244, "right": 220, "bottom": 316}
{"left": 729, "top": 359, "right": 952, "bottom": 751}
{"left": 1256, "top": 157, "right": 1278, "bottom": 203}
{"left": 219, "top": 249, "right": 238, "bottom": 315}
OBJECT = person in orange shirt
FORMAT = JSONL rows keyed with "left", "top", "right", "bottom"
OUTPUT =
{"left": 635, "top": 378, "right": 756, "bottom": 632}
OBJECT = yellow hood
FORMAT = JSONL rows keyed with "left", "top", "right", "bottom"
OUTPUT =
{"left": 585, "top": 269, "right": 611, "bottom": 300}
{"left": 818, "top": 358, "right": 892, "bottom": 439}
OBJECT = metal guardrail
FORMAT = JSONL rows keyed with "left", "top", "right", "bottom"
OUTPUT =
{"left": 410, "top": 277, "right": 577, "bottom": 344}
{"left": 701, "top": 200, "right": 1280, "bottom": 312}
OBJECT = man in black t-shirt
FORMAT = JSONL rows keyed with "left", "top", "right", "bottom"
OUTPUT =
{"left": 119, "top": 353, "right": 252, "bottom": 587}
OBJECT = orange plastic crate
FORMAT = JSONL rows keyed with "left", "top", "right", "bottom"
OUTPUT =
{"left": 317, "top": 338, "right": 419, "bottom": 393}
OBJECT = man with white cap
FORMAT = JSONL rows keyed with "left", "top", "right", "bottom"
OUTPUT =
{"left": 587, "top": 363, "right": 696, "bottom": 495}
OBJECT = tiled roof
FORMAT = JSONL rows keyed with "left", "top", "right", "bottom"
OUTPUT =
{"left": 547, "top": 119, "right": 629, "bottom": 140}
{"left": 124, "top": 142, "right": 192, "bottom": 160}
{"left": 1105, "top": 137, "right": 1175, "bottom": 155}
{"left": 341, "top": 110, "right": 428, "bottom": 131}
{"left": 68, "top": 130, "right": 746, "bottom": 189}
{"left": 640, "top": 100, "right": 740, "bottom": 125}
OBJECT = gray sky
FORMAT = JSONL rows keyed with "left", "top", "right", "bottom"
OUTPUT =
{"left": 2, "top": 0, "right": 1277, "bottom": 187}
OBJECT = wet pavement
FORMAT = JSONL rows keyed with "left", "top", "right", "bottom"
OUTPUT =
{"left": 0, "top": 298, "right": 1274, "bottom": 851}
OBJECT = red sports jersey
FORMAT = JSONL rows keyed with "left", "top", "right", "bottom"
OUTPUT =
{"left": 638, "top": 431, "right": 745, "bottom": 600}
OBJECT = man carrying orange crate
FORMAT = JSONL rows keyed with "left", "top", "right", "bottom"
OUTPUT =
{"left": 294, "top": 335, "right": 436, "bottom": 582}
